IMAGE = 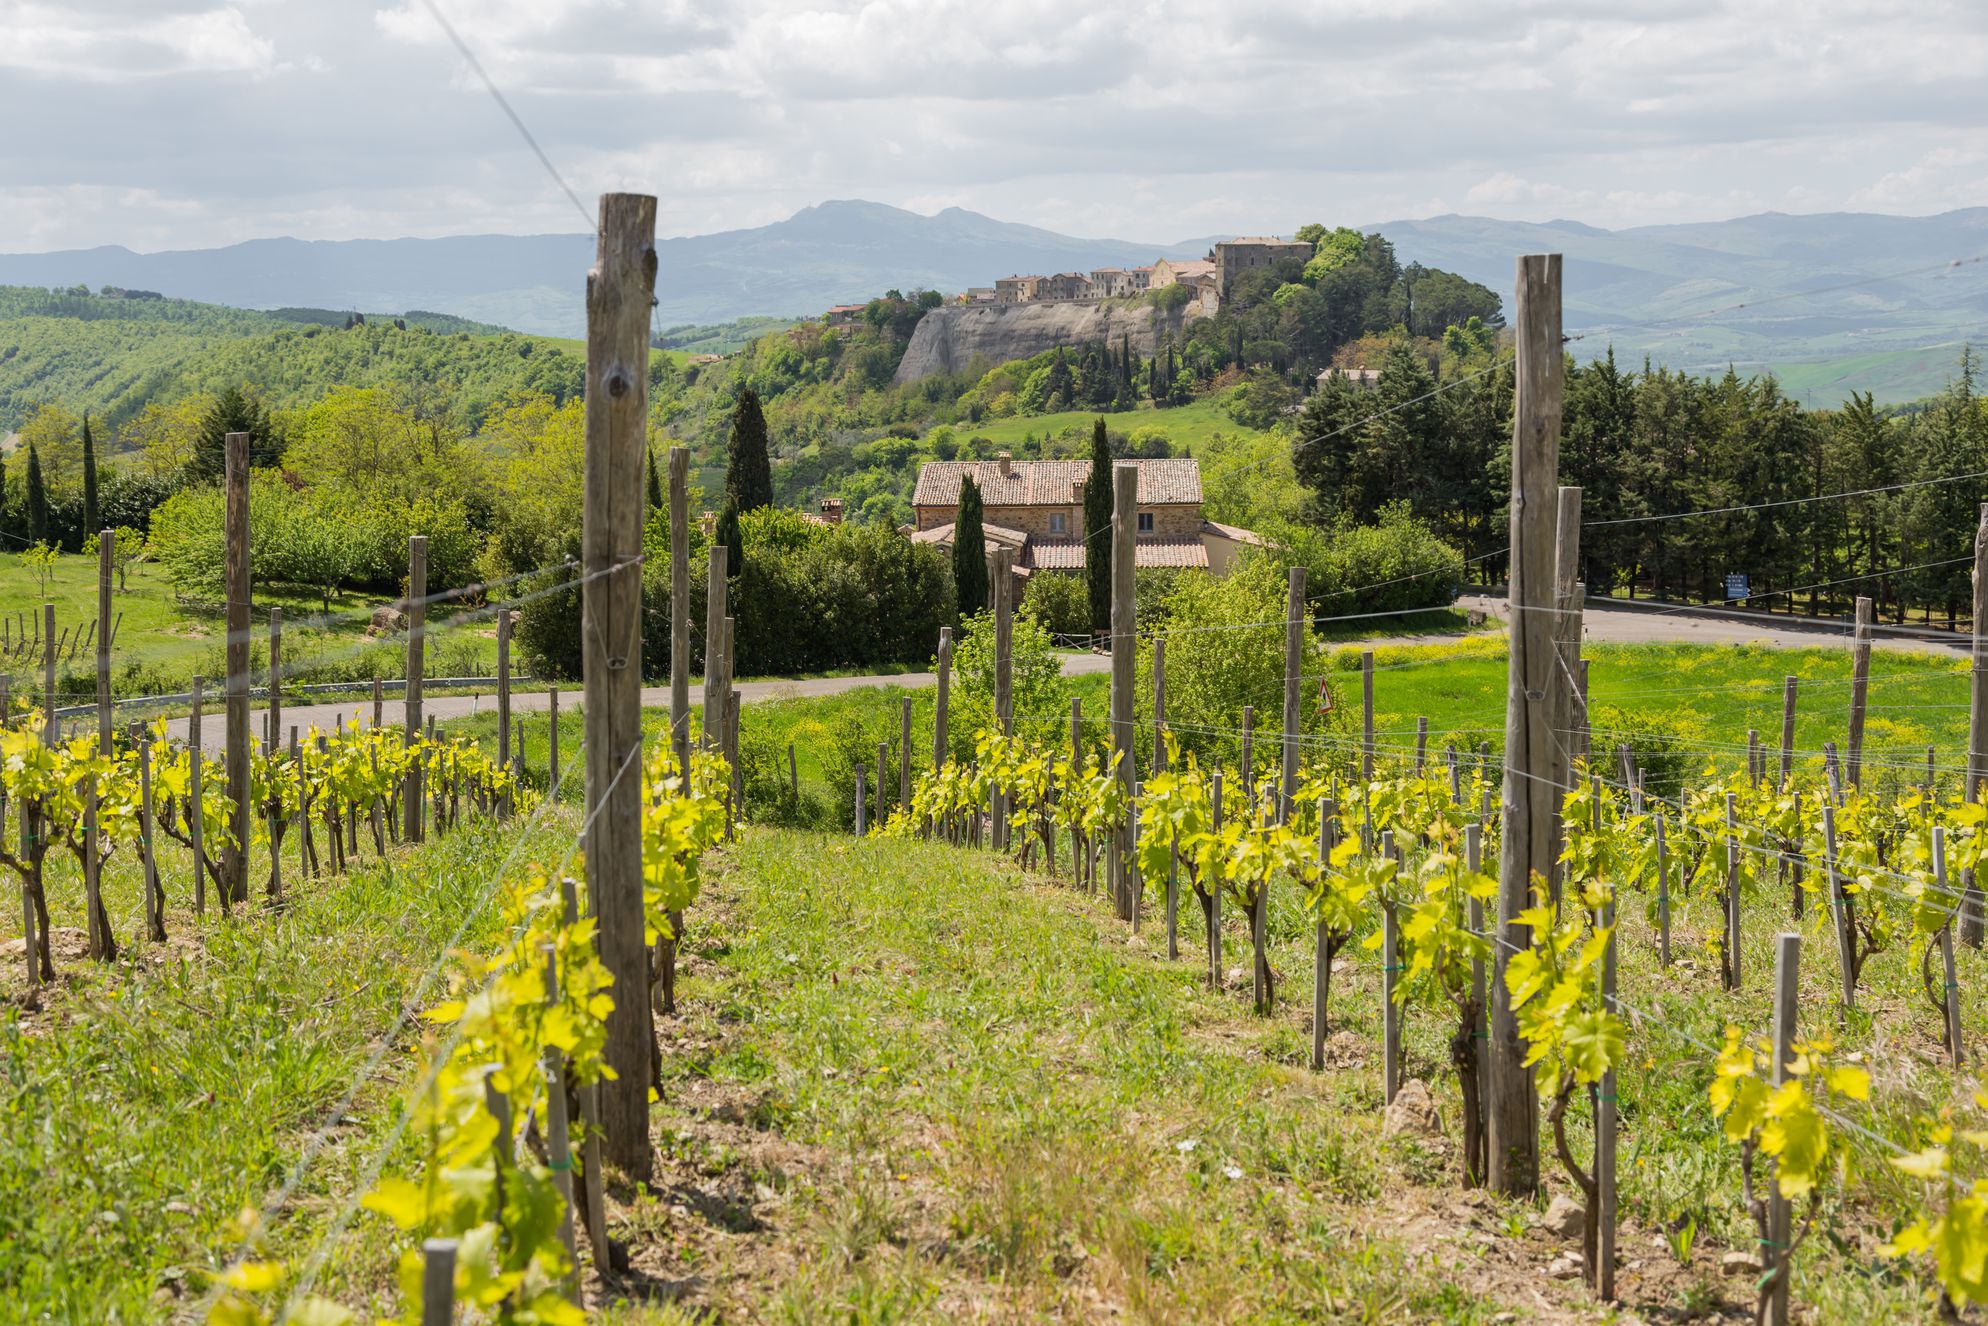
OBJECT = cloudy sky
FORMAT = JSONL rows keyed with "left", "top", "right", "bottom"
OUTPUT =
{"left": 2, "top": 0, "right": 1986, "bottom": 252}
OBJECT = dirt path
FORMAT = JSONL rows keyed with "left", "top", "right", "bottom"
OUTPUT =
{"left": 1456, "top": 592, "right": 1968, "bottom": 655}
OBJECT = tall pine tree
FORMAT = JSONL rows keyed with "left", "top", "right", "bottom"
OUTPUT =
{"left": 953, "top": 476, "right": 988, "bottom": 618}
{"left": 193, "top": 385, "right": 281, "bottom": 481}
{"left": 26, "top": 442, "right": 50, "bottom": 546}
{"left": 725, "top": 387, "right": 774, "bottom": 511}
{"left": 646, "top": 446, "right": 663, "bottom": 510}
{"left": 81, "top": 411, "right": 99, "bottom": 535}
{"left": 1083, "top": 417, "right": 1114, "bottom": 633}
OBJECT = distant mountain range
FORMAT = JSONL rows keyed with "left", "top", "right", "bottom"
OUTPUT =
{"left": 1, "top": 200, "right": 1982, "bottom": 403}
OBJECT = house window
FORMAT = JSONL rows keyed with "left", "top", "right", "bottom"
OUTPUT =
{"left": 1138, "top": 512, "right": 1154, "bottom": 533}
{"left": 1049, "top": 512, "right": 1067, "bottom": 534}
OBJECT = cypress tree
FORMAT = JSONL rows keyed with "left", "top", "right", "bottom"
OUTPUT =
{"left": 725, "top": 387, "right": 774, "bottom": 512}
{"left": 953, "top": 476, "right": 988, "bottom": 618}
{"left": 81, "top": 411, "right": 99, "bottom": 535}
{"left": 1083, "top": 418, "right": 1114, "bottom": 632}
{"left": 26, "top": 442, "right": 50, "bottom": 546}
{"left": 646, "top": 446, "right": 663, "bottom": 510}
{"left": 716, "top": 497, "right": 744, "bottom": 582}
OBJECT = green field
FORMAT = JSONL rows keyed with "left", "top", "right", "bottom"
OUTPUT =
{"left": 941, "top": 397, "right": 1258, "bottom": 455}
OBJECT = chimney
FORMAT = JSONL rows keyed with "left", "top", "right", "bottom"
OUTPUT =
{"left": 819, "top": 497, "right": 844, "bottom": 524}
{"left": 997, "top": 452, "right": 1012, "bottom": 478}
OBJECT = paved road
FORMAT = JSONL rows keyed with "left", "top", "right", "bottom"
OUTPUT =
{"left": 162, "top": 651, "right": 1115, "bottom": 754}
{"left": 1454, "top": 593, "right": 1967, "bottom": 655}
{"left": 155, "top": 596, "right": 1966, "bottom": 755}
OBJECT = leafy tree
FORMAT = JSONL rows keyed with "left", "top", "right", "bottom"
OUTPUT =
{"left": 953, "top": 475, "right": 988, "bottom": 618}
{"left": 191, "top": 384, "right": 281, "bottom": 481}
{"left": 25, "top": 442, "right": 49, "bottom": 545}
{"left": 15, "top": 403, "right": 80, "bottom": 495}
{"left": 1020, "top": 571, "right": 1089, "bottom": 636}
{"left": 81, "top": 412, "right": 98, "bottom": 535}
{"left": 1084, "top": 417, "right": 1114, "bottom": 632}
{"left": 725, "top": 386, "right": 774, "bottom": 511}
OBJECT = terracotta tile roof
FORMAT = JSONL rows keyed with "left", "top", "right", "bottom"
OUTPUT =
{"left": 1028, "top": 538, "right": 1208, "bottom": 571}
{"left": 912, "top": 458, "right": 1202, "bottom": 509}
{"left": 907, "top": 520, "right": 1029, "bottom": 549}
{"left": 1200, "top": 518, "right": 1267, "bottom": 546}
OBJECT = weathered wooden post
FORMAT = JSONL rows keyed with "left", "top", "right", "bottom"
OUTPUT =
{"left": 1466, "top": 820, "right": 1488, "bottom": 1182}
{"left": 1415, "top": 715, "right": 1429, "bottom": 776}
{"left": 540, "top": 946, "right": 580, "bottom": 1303}
{"left": 221, "top": 432, "right": 252, "bottom": 906}
{"left": 584, "top": 192, "right": 657, "bottom": 1182}
{"left": 703, "top": 544, "right": 727, "bottom": 749}
{"left": 421, "top": 1237, "right": 458, "bottom": 1326}
{"left": 139, "top": 731, "right": 162, "bottom": 942}
{"left": 1490, "top": 252, "right": 1561, "bottom": 1197}
{"left": 992, "top": 546, "right": 1013, "bottom": 850}
{"left": 1549, "top": 485, "right": 1582, "bottom": 903}
{"left": 190, "top": 674, "right": 206, "bottom": 914}
{"left": 899, "top": 695, "right": 913, "bottom": 813}
{"left": 1935, "top": 826, "right": 1965, "bottom": 1067}
{"left": 1846, "top": 595, "right": 1873, "bottom": 789}
{"left": 1597, "top": 887, "right": 1618, "bottom": 1300}
{"left": 934, "top": 626, "right": 953, "bottom": 769}
{"left": 496, "top": 603, "right": 511, "bottom": 817}
{"left": 1312, "top": 797, "right": 1339, "bottom": 1071}
{"left": 404, "top": 534, "right": 428, "bottom": 843}
{"left": 1110, "top": 462, "right": 1138, "bottom": 920}
{"left": 854, "top": 766, "right": 866, "bottom": 836}
{"left": 84, "top": 530, "right": 114, "bottom": 957}
{"left": 372, "top": 675, "right": 383, "bottom": 731}
{"left": 669, "top": 446, "right": 692, "bottom": 780}
{"left": 1822, "top": 802, "right": 1854, "bottom": 1008}
{"left": 1766, "top": 932, "right": 1800, "bottom": 1326}
{"left": 1281, "top": 566, "right": 1305, "bottom": 822}
{"left": 1967, "top": 504, "right": 1988, "bottom": 946}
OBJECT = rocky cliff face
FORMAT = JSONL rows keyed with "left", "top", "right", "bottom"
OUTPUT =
{"left": 893, "top": 301, "right": 1185, "bottom": 384}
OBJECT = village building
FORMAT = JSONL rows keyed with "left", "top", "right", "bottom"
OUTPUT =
{"left": 1035, "top": 272, "right": 1093, "bottom": 302}
{"left": 1086, "top": 266, "right": 1151, "bottom": 299}
{"left": 906, "top": 454, "right": 1264, "bottom": 580}
{"left": 961, "top": 286, "right": 997, "bottom": 304}
{"left": 995, "top": 275, "right": 1042, "bottom": 303}
{"left": 824, "top": 303, "right": 866, "bottom": 328}
{"left": 1213, "top": 237, "right": 1313, "bottom": 299}
{"left": 1316, "top": 365, "right": 1381, "bottom": 389}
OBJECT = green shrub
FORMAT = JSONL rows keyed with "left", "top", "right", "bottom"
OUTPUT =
{"left": 1273, "top": 502, "right": 1463, "bottom": 620}
{"left": 948, "top": 608, "right": 1061, "bottom": 762}
{"left": 1020, "top": 572, "right": 1088, "bottom": 637}
{"left": 1587, "top": 702, "right": 1707, "bottom": 800}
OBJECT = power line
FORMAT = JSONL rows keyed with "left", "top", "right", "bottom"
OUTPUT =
{"left": 1586, "top": 469, "right": 1988, "bottom": 528}
{"left": 415, "top": 0, "right": 593, "bottom": 229}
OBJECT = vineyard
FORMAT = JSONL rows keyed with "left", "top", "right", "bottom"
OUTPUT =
{"left": 10, "top": 210, "right": 1988, "bottom": 1326}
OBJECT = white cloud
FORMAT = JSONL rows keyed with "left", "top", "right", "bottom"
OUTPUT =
{"left": 1, "top": 0, "right": 1986, "bottom": 249}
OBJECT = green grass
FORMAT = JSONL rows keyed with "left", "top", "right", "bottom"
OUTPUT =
{"left": 943, "top": 398, "right": 1258, "bottom": 455}
{"left": 0, "top": 802, "right": 585, "bottom": 1321}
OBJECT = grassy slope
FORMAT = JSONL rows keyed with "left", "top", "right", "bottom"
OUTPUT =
{"left": 0, "top": 805, "right": 585, "bottom": 1321}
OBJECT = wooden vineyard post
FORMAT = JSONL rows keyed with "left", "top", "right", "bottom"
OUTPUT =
{"left": 1361, "top": 650, "right": 1375, "bottom": 786}
{"left": 788, "top": 744, "right": 798, "bottom": 801}
{"left": 1780, "top": 676, "right": 1798, "bottom": 788}
{"left": 221, "top": 432, "right": 251, "bottom": 907}
{"left": 1655, "top": 810, "right": 1671, "bottom": 967}
{"left": 1240, "top": 706, "right": 1255, "bottom": 817}
{"left": 1935, "top": 826, "right": 1965, "bottom": 1066}
{"left": 704, "top": 545, "right": 727, "bottom": 751}
{"left": 1110, "top": 462, "right": 1137, "bottom": 922}
{"left": 1490, "top": 251, "right": 1560, "bottom": 1197}
{"left": 993, "top": 546, "right": 1013, "bottom": 851}
{"left": 191, "top": 674, "right": 206, "bottom": 915}
{"left": 876, "top": 741, "right": 888, "bottom": 829}
{"left": 1312, "top": 797, "right": 1339, "bottom": 1071}
{"left": 1466, "top": 820, "right": 1488, "bottom": 1185}
{"left": 728, "top": 688, "right": 742, "bottom": 829}
{"left": 139, "top": 732, "right": 162, "bottom": 942}
{"left": 266, "top": 612, "right": 285, "bottom": 906}
{"left": 1208, "top": 769, "right": 1223, "bottom": 987}
{"left": 1550, "top": 485, "right": 1582, "bottom": 904}
{"left": 1846, "top": 595, "right": 1873, "bottom": 789}
{"left": 899, "top": 696, "right": 912, "bottom": 816}
{"left": 1968, "top": 504, "right": 1988, "bottom": 946}
{"left": 540, "top": 946, "right": 580, "bottom": 1302}
{"left": 1597, "top": 887, "right": 1618, "bottom": 1300}
{"left": 669, "top": 446, "right": 692, "bottom": 780}
{"left": 404, "top": 534, "right": 428, "bottom": 843}
{"left": 421, "top": 1237, "right": 457, "bottom": 1326}
{"left": 1381, "top": 830, "right": 1401, "bottom": 1104}
{"left": 1281, "top": 566, "right": 1305, "bottom": 821}
{"left": 1415, "top": 716, "right": 1428, "bottom": 776}
{"left": 371, "top": 676, "right": 383, "bottom": 731}
{"left": 496, "top": 604, "right": 511, "bottom": 818}
{"left": 1822, "top": 803, "right": 1854, "bottom": 1009}
{"left": 1767, "top": 932, "right": 1800, "bottom": 1326}
{"left": 855, "top": 766, "right": 866, "bottom": 836}
{"left": 934, "top": 626, "right": 953, "bottom": 770}
{"left": 583, "top": 192, "right": 657, "bottom": 1182}
{"left": 82, "top": 530, "right": 111, "bottom": 957}
{"left": 1725, "top": 792, "right": 1742, "bottom": 992}
{"left": 1748, "top": 729, "right": 1762, "bottom": 786}
{"left": 548, "top": 685, "right": 560, "bottom": 794}
{"left": 1157, "top": 637, "right": 1179, "bottom": 958}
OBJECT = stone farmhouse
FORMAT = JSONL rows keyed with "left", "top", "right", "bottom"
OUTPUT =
{"left": 906, "top": 454, "right": 1264, "bottom": 582}
{"left": 951, "top": 235, "right": 1307, "bottom": 321}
